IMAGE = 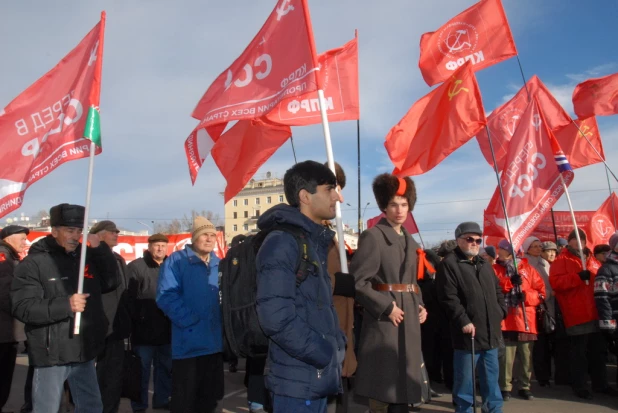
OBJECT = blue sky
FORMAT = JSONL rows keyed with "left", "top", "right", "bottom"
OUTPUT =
{"left": 1, "top": 0, "right": 617, "bottom": 245}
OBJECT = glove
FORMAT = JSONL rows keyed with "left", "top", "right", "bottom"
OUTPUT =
{"left": 516, "top": 291, "right": 526, "bottom": 304}
{"left": 578, "top": 270, "right": 591, "bottom": 281}
{"left": 333, "top": 272, "right": 355, "bottom": 298}
{"left": 510, "top": 273, "right": 523, "bottom": 286}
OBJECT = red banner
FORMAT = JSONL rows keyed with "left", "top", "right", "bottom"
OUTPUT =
{"left": 573, "top": 72, "right": 618, "bottom": 118}
{"left": 264, "top": 37, "right": 359, "bottom": 126}
{"left": 588, "top": 193, "right": 618, "bottom": 248}
{"left": 191, "top": 0, "right": 319, "bottom": 130}
{"left": 0, "top": 17, "right": 105, "bottom": 218}
{"left": 553, "top": 117, "right": 605, "bottom": 169}
{"left": 483, "top": 98, "right": 574, "bottom": 252}
{"left": 21, "top": 232, "right": 228, "bottom": 262}
{"left": 418, "top": 0, "right": 517, "bottom": 86}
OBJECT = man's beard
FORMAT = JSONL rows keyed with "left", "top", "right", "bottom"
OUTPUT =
{"left": 463, "top": 249, "right": 479, "bottom": 257}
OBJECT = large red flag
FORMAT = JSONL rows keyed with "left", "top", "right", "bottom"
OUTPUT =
{"left": 476, "top": 75, "right": 572, "bottom": 171}
{"left": 210, "top": 120, "right": 291, "bottom": 203}
{"left": 366, "top": 212, "right": 419, "bottom": 235}
{"left": 418, "top": 0, "right": 517, "bottom": 87}
{"left": 573, "top": 72, "right": 618, "bottom": 118}
{"left": 554, "top": 117, "right": 605, "bottom": 169}
{"left": 483, "top": 97, "right": 575, "bottom": 252}
{"left": 0, "top": 16, "right": 105, "bottom": 218}
{"left": 385, "top": 62, "right": 486, "bottom": 176}
{"left": 265, "top": 37, "right": 359, "bottom": 126}
{"left": 191, "top": 0, "right": 319, "bottom": 134}
{"left": 588, "top": 192, "right": 618, "bottom": 248}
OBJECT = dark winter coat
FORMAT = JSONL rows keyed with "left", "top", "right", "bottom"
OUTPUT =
{"left": 127, "top": 251, "right": 171, "bottom": 345}
{"left": 594, "top": 251, "right": 618, "bottom": 327}
{"left": 436, "top": 246, "right": 507, "bottom": 351}
{"left": 350, "top": 219, "right": 424, "bottom": 405}
{"left": 100, "top": 251, "right": 131, "bottom": 340}
{"left": 0, "top": 241, "right": 25, "bottom": 343}
{"left": 11, "top": 236, "right": 120, "bottom": 367}
{"left": 256, "top": 204, "right": 345, "bottom": 400}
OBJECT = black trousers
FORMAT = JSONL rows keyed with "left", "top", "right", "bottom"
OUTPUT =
{"left": 0, "top": 342, "right": 18, "bottom": 410}
{"left": 570, "top": 332, "right": 608, "bottom": 392}
{"left": 420, "top": 327, "right": 454, "bottom": 389}
{"left": 532, "top": 332, "right": 554, "bottom": 382}
{"left": 171, "top": 353, "right": 224, "bottom": 413}
{"left": 96, "top": 338, "right": 126, "bottom": 413}
{"left": 244, "top": 356, "right": 268, "bottom": 407}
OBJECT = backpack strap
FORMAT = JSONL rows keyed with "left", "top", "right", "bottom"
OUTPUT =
{"left": 255, "top": 224, "right": 317, "bottom": 287}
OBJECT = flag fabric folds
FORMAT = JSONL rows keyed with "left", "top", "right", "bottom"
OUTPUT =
{"left": 476, "top": 75, "right": 572, "bottom": 171}
{"left": 554, "top": 117, "right": 605, "bottom": 169}
{"left": 418, "top": 0, "right": 517, "bottom": 87}
{"left": 588, "top": 192, "right": 618, "bottom": 248}
{"left": 264, "top": 37, "right": 359, "bottom": 126}
{"left": 483, "top": 97, "right": 574, "bottom": 252}
{"left": 0, "top": 15, "right": 105, "bottom": 218}
{"left": 385, "top": 62, "right": 486, "bottom": 177}
{"left": 572, "top": 72, "right": 618, "bottom": 118}
{"left": 191, "top": 0, "right": 319, "bottom": 135}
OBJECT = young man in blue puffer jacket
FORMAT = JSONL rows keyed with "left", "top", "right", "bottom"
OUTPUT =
{"left": 256, "top": 160, "right": 347, "bottom": 413}
{"left": 157, "top": 216, "right": 223, "bottom": 413}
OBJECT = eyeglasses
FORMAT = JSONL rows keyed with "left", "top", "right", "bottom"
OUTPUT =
{"left": 460, "top": 237, "right": 482, "bottom": 245}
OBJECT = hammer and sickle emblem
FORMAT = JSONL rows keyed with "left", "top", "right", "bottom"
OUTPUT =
{"left": 448, "top": 79, "right": 469, "bottom": 101}
{"left": 578, "top": 123, "right": 593, "bottom": 138}
{"left": 276, "top": 0, "right": 294, "bottom": 21}
{"left": 531, "top": 114, "right": 542, "bottom": 131}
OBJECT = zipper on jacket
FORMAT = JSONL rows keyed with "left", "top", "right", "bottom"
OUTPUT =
{"left": 46, "top": 327, "right": 50, "bottom": 355}
{"left": 317, "top": 369, "right": 322, "bottom": 379}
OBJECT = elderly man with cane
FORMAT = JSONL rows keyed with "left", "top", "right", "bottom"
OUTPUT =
{"left": 436, "top": 222, "right": 506, "bottom": 413}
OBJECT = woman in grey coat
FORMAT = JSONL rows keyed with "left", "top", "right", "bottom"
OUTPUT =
{"left": 351, "top": 174, "right": 427, "bottom": 413}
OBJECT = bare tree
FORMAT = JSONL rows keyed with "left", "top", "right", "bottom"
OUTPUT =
{"left": 155, "top": 210, "right": 222, "bottom": 234}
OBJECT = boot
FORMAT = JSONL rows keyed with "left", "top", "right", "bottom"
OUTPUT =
{"left": 368, "top": 399, "right": 389, "bottom": 413}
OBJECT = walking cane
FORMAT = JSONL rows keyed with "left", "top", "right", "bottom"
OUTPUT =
{"left": 471, "top": 334, "right": 478, "bottom": 413}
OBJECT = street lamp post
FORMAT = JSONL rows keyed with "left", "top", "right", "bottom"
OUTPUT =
{"left": 361, "top": 202, "right": 371, "bottom": 232}
{"left": 137, "top": 220, "right": 153, "bottom": 235}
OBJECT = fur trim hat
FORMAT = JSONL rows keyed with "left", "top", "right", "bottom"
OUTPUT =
{"left": 372, "top": 174, "right": 416, "bottom": 211}
{"left": 50, "top": 204, "right": 85, "bottom": 228}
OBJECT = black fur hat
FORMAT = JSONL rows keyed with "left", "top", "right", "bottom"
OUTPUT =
{"left": 372, "top": 174, "right": 416, "bottom": 211}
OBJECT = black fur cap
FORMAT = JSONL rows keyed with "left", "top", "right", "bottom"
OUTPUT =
{"left": 372, "top": 174, "right": 416, "bottom": 212}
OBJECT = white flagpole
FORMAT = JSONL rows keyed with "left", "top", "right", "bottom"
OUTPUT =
{"left": 74, "top": 141, "right": 97, "bottom": 335}
{"left": 560, "top": 174, "right": 588, "bottom": 285}
{"left": 317, "top": 89, "right": 349, "bottom": 272}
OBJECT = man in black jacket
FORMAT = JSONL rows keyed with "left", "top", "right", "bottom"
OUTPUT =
{"left": 90, "top": 220, "right": 132, "bottom": 413}
{"left": 127, "top": 233, "right": 172, "bottom": 412}
{"left": 10, "top": 204, "right": 120, "bottom": 413}
{"left": 436, "top": 222, "right": 507, "bottom": 413}
{"left": 0, "top": 225, "right": 29, "bottom": 413}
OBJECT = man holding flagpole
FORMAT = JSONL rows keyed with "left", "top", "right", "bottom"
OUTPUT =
{"left": 10, "top": 203, "right": 120, "bottom": 412}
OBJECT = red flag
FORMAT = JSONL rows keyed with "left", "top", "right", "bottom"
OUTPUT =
{"left": 483, "top": 97, "right": 575, "bottom": 252}
{"left": 366, "top": 212, "right": 419, "bottom": 235}
{"left": 184, "top": 124, "right": 217, "bottom": 185}
{"left": 0, "top": 16, "right": 105, "bottom": 219}
{"left": 264, "top": 37, "right": 359, "bottom": 126}
{"left": 210, "top": 120, "right": 291, "bottom": 202}
{"left": 418, "top": 0, "right": 517, "bottom": 87}
{"left": 191, "top": 0, "right": 319, "bottom": 134}
{"left": 385, "top": 62, "right": 486, "bottom": 176}
{"left": 554, "top": 117, "right": 605, "bottom": 169}
{"left": 588, "top": 193, "right": 618, "bottom": 248}
{"left": 476, "top": 75, "right": 572, "bottom": 171}
{"left": 573, "top": 72, "right": 618, "bottom": 118}
{"left": 528, "top": 211, "right": 595, "bottom": 243}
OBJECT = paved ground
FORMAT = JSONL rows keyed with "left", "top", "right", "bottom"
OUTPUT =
{"left": 5, "top": 355, "right": 618, "bottom": 413}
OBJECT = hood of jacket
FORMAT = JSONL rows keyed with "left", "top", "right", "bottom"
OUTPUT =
{"left": 257, "top": 204, "right": 335, "bottom": 246}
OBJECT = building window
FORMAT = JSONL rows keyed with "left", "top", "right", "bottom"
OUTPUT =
{"left": 255, "top": 198, "right": 260, "bottom": 205}
{"left": 244, "top": 211, "right": 249, "bottom": 218}
{"left": 233, "top": 200, "right": 237, "bottom": 207}
{"left": 243, "top": 224, "right": 248, "bottom": 231}
{"left": 233, "top": 224, "right": 237, "bottom": 232}
{"left": 256, "top": 210, "right": 260, "bottom": 217}
{"left": 244, "top": 199, "right": 248, "bottom": 206}
{"left": 267, "top": 196, "right": 272, "bottom": 204}
{"left": 233, "top": 212, "right": 237, "bottom": 219}
{"left": 279, "top": 195, "right": 284, "bottom": 202}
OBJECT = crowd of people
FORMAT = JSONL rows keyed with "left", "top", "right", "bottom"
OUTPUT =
{"left": 0, "top": 160, "right": 617, "bottom": 413}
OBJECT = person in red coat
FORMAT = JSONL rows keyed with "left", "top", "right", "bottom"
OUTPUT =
{"left": 549, "top": 228, "right": 616, "bottom": 399}
{"left": 493, "top": 240, "right": 545, "bottom": 402}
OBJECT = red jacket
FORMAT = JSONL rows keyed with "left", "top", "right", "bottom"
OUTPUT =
{"left": 549, "top": 249, "right": 599, "bottom": 328}
{"left": 493, "top": 259, "right": 545, "bottom": 334}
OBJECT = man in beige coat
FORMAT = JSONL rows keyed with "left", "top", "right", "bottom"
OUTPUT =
{"left": 350, "top": 174, "right": 427, "bottom": 413}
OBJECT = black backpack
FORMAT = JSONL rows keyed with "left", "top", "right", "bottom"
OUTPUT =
{"left": 219, "top": 224, "right": 316, "bottom": 359}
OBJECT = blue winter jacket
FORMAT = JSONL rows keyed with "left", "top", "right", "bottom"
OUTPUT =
{"left": 256, "top": 204, "right": 346, "bottom": 400}
{"left": 156, "top": 245, "right": 222, "bottom": 360}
